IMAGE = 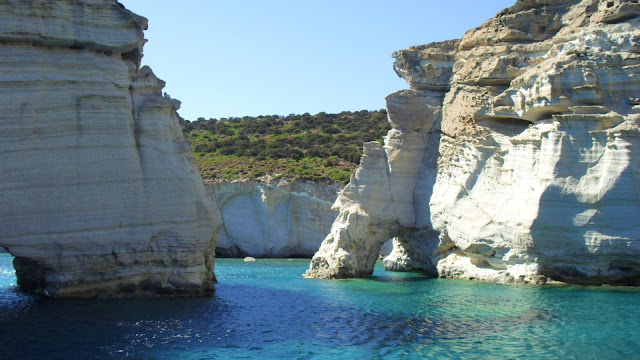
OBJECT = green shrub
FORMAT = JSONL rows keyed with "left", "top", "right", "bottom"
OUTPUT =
{"left": 185, "top": 109, "right": 390, "bottom": 182}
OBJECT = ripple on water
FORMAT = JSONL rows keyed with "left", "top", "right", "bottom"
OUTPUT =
{"left": 0, "top": 256, "right": 640, "bottom": 359}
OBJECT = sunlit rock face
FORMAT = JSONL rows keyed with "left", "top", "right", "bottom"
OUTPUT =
{"left": 211, "top": 179, "right": 341, "bottom": 258}
{"left": 308, "top": 0, "right": 640, "bottom": 285}
{"left": 0, "top": 0, "right": 220, "bottom": 297}
{"left": 305, "top": 41, "right": 456, "bottom": 279}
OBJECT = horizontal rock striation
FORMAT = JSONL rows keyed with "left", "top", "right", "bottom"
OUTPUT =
{"left": 0, "top": 0, "right": 220, "bottom": 297}
{"left": 307, "top": 0, "right": 640, "bottom": 285}
{"left": 211, "top": 179, "right": 341, "bottom": 258}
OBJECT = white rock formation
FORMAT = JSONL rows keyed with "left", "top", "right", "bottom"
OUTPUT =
{"left": 307, "top": 0, "right": 640, "bottom": 285}
{"left": 211, "top": 179, "right": 342, "bottom": 258}
{"left": 0, "top": 0, "right": 220, "bottom": 297}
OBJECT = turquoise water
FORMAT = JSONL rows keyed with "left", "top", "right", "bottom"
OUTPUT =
{"left": 1, "top": 254, "right": 640, "bottom": 359}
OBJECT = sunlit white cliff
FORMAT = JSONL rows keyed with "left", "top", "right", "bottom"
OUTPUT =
{"left": 307, "top": 0, "right": 640, "bottom": 285}
{"left": 211, "top": 179, "right": 341, "bottom": 258}
{"left": 0, "top": 0, "right": 220, "bottom": 297}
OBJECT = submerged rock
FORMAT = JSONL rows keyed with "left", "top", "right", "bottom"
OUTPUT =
{"left": 0, "top": 1, "right": 220, "bottom": 297}
{"left": 211, "top": 179, "right": 342, "bottom": 258}
{"left": 307, "top": 0, "right": 640, "bottom": 285}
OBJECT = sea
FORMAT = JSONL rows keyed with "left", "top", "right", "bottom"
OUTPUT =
{"left": 1, "top": 253, "right": 639, "bottom": 359}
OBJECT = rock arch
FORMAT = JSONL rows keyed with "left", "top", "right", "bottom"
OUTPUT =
{"left": 306, "top": 81, "right": 450, "bottom": 279}
{"left": 307, "top": 0, "right": 640, "bottom": 284}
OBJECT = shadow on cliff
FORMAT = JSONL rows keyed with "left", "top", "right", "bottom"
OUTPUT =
{"left": 391, "top": 129, "right": 442, "bottom": 276}
{"left": 531, "top": 167, "right": 640, "bottom": 285}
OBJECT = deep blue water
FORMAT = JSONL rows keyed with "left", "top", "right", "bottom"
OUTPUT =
{"left": 1, "top": 254, "right": 640, "bottom": 359}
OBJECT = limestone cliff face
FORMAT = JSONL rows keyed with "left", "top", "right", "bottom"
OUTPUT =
{"left": 211, "top": 179, "right": 341, "bottom": 258}
{"left": 0, "top": 1, "right": 220, "bottom": 297}
{"left": 307, "top": 0, "right": 640, "bottom": 285}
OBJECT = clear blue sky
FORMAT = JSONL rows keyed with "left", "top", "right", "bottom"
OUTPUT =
{"left": 119, "top": 0, "right": 515, "bottom": 120}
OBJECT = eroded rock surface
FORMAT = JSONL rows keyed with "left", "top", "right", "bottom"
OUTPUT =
{"left": 211, "top": 179, "right": 341, "bottom": 258}
{"left": 307, "top": 0, "right": 640, "bottom": 285}
{"left": 0, "top": 0, "right": 220, "bottom": 297}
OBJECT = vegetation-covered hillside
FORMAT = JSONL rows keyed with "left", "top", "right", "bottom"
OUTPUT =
{"left": 184, "top": 110, "right": 390, "bottom": 183}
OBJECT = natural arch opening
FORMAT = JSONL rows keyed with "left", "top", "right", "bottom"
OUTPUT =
{"left": 0, "top": 247, "right": 53, "bottom": 294}
{"left": 381, "top": 230, "right": 440, "bottom": 277}
{"left": 0, "top": 249, "right": 17, "bottom": 290}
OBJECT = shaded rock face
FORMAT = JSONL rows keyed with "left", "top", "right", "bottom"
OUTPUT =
{"left": 0, "top": 0, "right": 220, "bottom": 297}
{"left": 211, "top": 180, "right": 342, "bottom": 258}
{"left": 307, "top": 0, "right": 640, "bottom": 285}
